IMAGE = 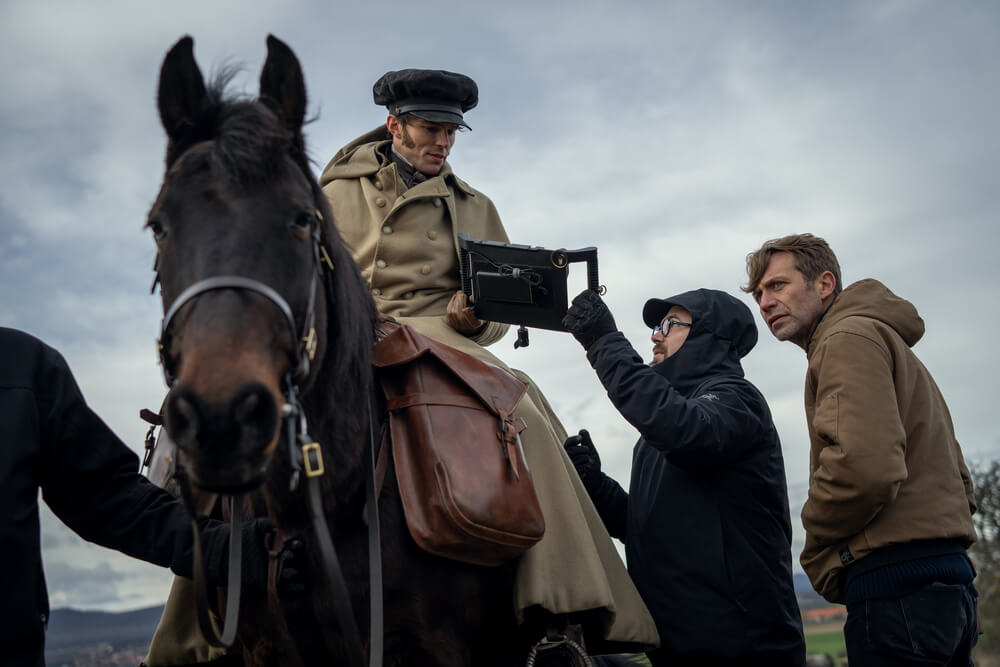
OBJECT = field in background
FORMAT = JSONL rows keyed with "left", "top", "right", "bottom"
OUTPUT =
{"left": 804, "top": 620, "right": 846, "bottom": 663}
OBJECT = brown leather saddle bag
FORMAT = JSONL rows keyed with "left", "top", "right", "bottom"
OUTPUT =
{"left": 372, "top": 323, "right": 545, "bottom": 566}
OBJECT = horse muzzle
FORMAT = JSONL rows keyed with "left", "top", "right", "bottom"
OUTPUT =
{"left": 164, "top": 381, "right": 279, "bottom": 493}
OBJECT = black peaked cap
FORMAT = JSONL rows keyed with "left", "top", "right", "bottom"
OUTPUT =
{"left": 373, "top": 69, "right": 478, "bottom": 128}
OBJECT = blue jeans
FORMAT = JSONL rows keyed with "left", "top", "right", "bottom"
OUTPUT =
{"left": 844, "top": 581, "right": 979, "bottom": 666}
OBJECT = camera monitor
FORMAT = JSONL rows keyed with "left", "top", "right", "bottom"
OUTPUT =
{"left": 458, "top": 233, "right": 600, "bottom": 346}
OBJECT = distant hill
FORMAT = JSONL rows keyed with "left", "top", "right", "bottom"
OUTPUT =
{"left": 46, "top": 605, "right": 164, "bottom": 652}
{"left": 44, "top": 588, "right": 835, "bottom": 660}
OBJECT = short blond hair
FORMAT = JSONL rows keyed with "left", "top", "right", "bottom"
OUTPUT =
{"left": 743, "top": 233, "right": 842, "bottom": 299}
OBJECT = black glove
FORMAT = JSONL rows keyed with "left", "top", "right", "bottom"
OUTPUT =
{"left": 274, "top": 537, "right": 308, "bottom": 598}
{"left": 562, "top": 289, "right": 617, "bottom": 349}
{"left": 201, "top": 516, "right": 273, "bottom": 593}
{"left": 563, "top": 429, "right": 602, "bottom": 490}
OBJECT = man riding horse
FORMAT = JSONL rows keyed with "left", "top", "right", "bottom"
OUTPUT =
{"left": 319, "top": 68, "right": 658, "bottom": 652}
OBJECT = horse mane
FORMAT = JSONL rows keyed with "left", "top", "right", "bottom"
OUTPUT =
{"left": 310, "top": 180, "right": 380, "bottom": 437}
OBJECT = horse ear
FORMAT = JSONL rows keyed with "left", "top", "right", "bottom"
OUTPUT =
{"left": 157, "top": 36, "right": 207, "bottom": 144}
{"left": 260, "top": 34, "right": 307, "bottom": 134}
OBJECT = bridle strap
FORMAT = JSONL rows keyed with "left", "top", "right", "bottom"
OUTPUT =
{"left": 157, "top": 216, "right": 328, "bottom": 389}
{"left": 162, "top": 276, "right": 298, "bottom": 344}
{"left": 176, "top": 465, "right": 244, "bottom": 649}
{"left": 159, "top": 275, "right": 308, "bottom": 385}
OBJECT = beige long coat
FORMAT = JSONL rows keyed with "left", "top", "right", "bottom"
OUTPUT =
{"left": 319, "top": 128, "right": 658, "bottom": 652}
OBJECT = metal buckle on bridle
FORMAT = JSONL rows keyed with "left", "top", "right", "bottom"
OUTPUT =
{"left": 302, "top": 327, "right": 318, "bottom": 363}
{"left": 302, "top": 442, "right": 324, "bottom": 477}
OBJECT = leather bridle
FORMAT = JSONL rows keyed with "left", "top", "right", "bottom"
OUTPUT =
{"left": 156, "top": 213, "right": 329, "bottom": 389}
{"left": 153, "top": 203, "right": 383, "bottom": 667}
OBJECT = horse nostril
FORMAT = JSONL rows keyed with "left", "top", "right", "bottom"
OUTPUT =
{"left": 231, "top": 383, "right": 279, "bottom": 456}
{"left": 234, "top": 391, "right": 261, "bottom": 422}
{"left": 164, "top": 389, "right": 200, "bottom": 449}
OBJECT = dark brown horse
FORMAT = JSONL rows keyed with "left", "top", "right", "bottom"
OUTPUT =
{"left": 149, "top": 35, "right": 528, "bottom": 666}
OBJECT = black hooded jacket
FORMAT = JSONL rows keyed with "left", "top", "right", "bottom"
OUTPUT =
{"left": 0, "top": 328, "right": 233, "bottom": 667}
{"left": 584, "top": 290, "right": 805, "bottom": 664}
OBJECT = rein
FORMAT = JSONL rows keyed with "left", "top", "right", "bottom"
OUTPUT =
{"left": 277, "top": 380, "right": 384, "bottom": 666}
{"left": 155, "top": 209, "right": 383, "bottom": 666}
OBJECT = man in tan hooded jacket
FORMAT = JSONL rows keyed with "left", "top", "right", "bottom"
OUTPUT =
{"left": 318, "top": 68, "right": 658, "bottom": 655}
{"left": 744, "top": 233, "right": 979, "bottom": 667}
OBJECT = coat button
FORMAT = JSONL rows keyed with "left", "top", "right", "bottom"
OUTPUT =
{"left": 374, "top": 180, "right": 383, "bottom": 190}
{"left": 375, "top": 197, "right": 387, "bottom": 208}
{"left": 404, "top": 291, "right": 413, "bottom": 299}
{"left": 372, "top": 288, "right": 382, "bottom": 296}
{"left": 432, "top": 198, "right": 442, "bottom": 208}
{"left": 382, "top": 225, "right": 392, "bottom": 234}
{"left": 420, "top": 265, "right": 431, "bottom": 275}
{"left": 427, "top": 230, "right": 438, "bottom": 240}
{"left": 376, "top": 259, "right": 387, "bottom": 269}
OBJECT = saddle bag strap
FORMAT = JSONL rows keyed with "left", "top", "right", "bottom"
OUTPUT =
{"left": 386, "top": 393, "right": 484, "bottom": 411}
{"left": 386, "top": 393, "right": 527, "bottom": 482}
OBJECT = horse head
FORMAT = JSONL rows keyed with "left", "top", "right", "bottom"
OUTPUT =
{"left": 149, "top": 35, "right": 375, "bottom": 501}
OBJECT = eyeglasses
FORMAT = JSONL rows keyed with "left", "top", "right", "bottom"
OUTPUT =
{"left": 653, "top": 317, "right": 692, "bottom": 336}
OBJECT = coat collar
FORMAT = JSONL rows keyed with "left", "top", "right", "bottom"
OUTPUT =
{"left": 319, "top": 126, "right": 477, "bottom": 198}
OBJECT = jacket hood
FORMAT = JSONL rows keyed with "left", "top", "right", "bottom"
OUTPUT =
{"left": 321, "top": 125, "right": 390, "bottom": 182}
{"left": 814, "top": 279, "right": 925, "bottom": 349}
{"left": 647, "top": 289, "right": 757, "bottom": 394}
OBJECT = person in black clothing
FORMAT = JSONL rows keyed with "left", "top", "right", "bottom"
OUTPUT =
{"left": 0, "top": 327, "right": 269, "bottom": 667}
{"left": 561, "top": 288, "right": 806, "bottom": 667}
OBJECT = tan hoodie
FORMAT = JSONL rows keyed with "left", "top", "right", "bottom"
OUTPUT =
{"left": 799, "top": 279, "right": 977, "bottom": 602}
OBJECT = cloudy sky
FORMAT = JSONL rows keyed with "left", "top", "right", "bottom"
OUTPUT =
{"left": 2, "top": 1, "right": 998, "bottom": 612}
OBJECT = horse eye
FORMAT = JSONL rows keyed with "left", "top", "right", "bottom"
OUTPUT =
{"left": 146, "top": 217, "right": 168, "bottom": 241}
{"left": 290, "top": 211, "right": 314, "bottom": 234}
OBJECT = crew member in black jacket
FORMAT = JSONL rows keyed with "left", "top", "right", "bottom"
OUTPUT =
{"left": 0, "top": 328, "right": 269, "bottom": 667}
{"left": 562, "top": 288, "right": 805, "bottom": 667}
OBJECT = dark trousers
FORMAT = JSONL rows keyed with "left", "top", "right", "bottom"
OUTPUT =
{"left": 844, "top": 581, "right": 979, "bottom": 666}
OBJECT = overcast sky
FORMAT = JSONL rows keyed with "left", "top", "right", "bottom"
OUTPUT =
{"left": 2, "top": 0, "right": 998, "bottom": 612}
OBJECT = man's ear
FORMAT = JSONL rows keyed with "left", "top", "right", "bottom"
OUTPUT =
{"left": 816, "top": 270, "right": 837, "bottom": 301}
{"left": 386, "top": 114, "right": 401, "bottom": 139}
